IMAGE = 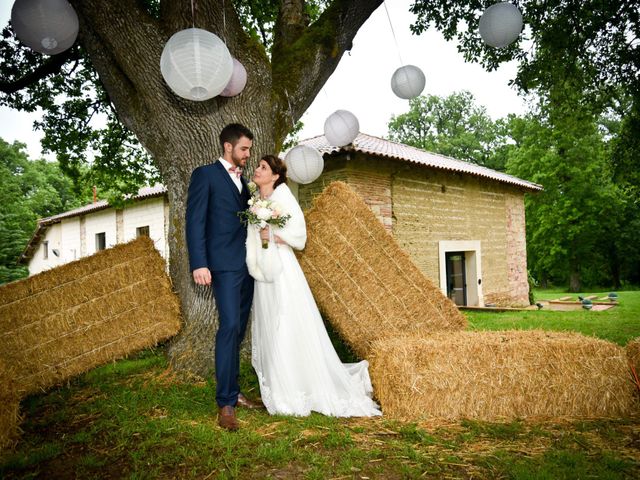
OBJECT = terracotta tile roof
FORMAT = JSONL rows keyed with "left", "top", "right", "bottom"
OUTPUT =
{"left": 37, "top": 184, "right": 167, "bottom": 226}
{"left": 299, "top": 132, "right": 543, "bottom": 192}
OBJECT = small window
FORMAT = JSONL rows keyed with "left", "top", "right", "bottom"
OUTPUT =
{"left": 136, "top": 226, "right": 150, "bottom": 238}
{"left": 43, "top": 241, "right": 49, "bottom": 259}
{"left": 95, "top": 232, "right": 106, "bottom": 251}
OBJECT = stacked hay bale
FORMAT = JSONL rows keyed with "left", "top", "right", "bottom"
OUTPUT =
{"left": 370, "top": 331, "right": 637, "bottom": 420}
{"left": 298, "top": 182, "right": 637, "bottom": 420}
{"left": 0, "top": 236, "right": 181, "bottom": 397}
{"left": 297, "top": 181, "right": 466, "bottom": 358}
{"left": 0, "top": 358, "right": 22, "bottom": 450}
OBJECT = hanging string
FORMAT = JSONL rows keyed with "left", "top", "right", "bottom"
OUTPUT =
{"left": 383, "top": 0, "right": 404, "bottom": 66}
{"left": 190, "top": 0, "right": 196, "bottom": 28}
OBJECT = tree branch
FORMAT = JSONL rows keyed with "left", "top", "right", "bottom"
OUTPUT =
{"left": 270, "top": 0, "right": 384, "bottom": 137}
{"left": 0, "top": 48, "right": 79, "bottom": 94}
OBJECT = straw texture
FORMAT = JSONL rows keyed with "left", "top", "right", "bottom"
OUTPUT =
{"left": 0, "top": 237, "right": 182, "bottom": 396}
{"left": 0, "top": 358, "right": 21, "bottom": 451}
{"left": 297, "top": 181, "right": 466, "bottom": 358}
{"left": 627, "top": 337, "right": 640, "bottom": 382}
{"left": 370, "top": 331, "right": 637, "bottom": 420}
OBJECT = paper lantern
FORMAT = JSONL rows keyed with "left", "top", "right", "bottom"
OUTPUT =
{"left": 220, "top": 58, "right": 248, "bottom": 97}
{"left": 284, "top": 145, "right": 324, "bottom": 185}
{"left": 390, "top": 65, "right": 426, "bottom": 100}
{"left": 160, "top": 28, "right": 233, "bottom": 101}
{"left": 11, "top": 0, "right": 79, "bottom": 55}
{"left": 324, "top": 110, "right": 359, "bottom": 147}
{"left": 478, "top": 2, "right": 523, "bottom": 49}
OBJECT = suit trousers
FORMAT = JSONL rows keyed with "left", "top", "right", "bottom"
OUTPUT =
{"left": 211, "top": 266, "right": 255, "bottom": 407}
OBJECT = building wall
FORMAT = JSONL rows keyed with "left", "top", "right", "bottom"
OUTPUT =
{"left": 297, "top": 154, "right": 393, "bottom": 232}
{"left": 61, "top": 217, "right": 81, "bottom": 264}
{"left": 27, "top": 197, "right": 169, "bottom": 276}
{"left": 85, "top": 209, "right": 117, "bottom": 256}
{"left": 122, "top": 198, "right": 168, "bottom": 257}
{"left": 29, "top": 223, "right": 63, "bottom": 275}
{"left": 298, "top": 154, "right": 530, "bottom": 307}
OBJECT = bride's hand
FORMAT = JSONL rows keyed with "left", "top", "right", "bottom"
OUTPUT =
{"left": 260, "top": 226, "right": 270, "bottom": 241}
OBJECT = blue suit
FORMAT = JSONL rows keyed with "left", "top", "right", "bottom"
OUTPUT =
{"left": 186, "top": 160, "right": 254, "bottom": 407}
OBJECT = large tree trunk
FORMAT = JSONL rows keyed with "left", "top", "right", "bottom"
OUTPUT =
{"left": 568, "top": 266, "right": 581, "bottom": 293}
{"left": 70, "top": 0, "right": 383, "bottom": 377}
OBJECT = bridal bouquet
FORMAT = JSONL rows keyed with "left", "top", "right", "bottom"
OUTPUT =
{"left": 239, "top": 188, "right": 290, "bottom": 248}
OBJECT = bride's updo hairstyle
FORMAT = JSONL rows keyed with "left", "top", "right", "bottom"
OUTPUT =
{"left": 262, "top": 154, "right": 287, "bottom": 188}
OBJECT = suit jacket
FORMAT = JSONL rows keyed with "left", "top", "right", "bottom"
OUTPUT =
{"left": 186, "top": 160, "right": 251, "bottom": 272}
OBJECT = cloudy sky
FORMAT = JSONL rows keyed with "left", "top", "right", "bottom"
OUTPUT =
{"left": 0, "top": 0, "right": 527, "bottom": 159}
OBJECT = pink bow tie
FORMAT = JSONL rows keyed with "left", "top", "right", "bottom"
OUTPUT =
{"left": 228, "top": 166, "right": 243, "bottom": 178}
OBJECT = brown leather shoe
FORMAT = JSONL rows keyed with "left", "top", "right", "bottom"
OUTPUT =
{"left": 236, "top": 393, "right": 265, "bottom": 410}
{"left": 218, "top": 405, "right": 239, "bottom": 431}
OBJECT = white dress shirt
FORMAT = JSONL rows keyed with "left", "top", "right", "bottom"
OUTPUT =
{"left": 218, "top": 157, "right": 243, "bottom": 193}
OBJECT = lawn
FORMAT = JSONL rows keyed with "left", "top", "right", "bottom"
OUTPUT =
{"left": 2, "top": 290, "right": 640, "bottom": 479}
{"left": 466, "top": 289, "right": 640, "bottom": 346}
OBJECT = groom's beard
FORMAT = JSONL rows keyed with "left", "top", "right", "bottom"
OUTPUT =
{"left": 231, "top": 151, "right": 248, "bottom": 168}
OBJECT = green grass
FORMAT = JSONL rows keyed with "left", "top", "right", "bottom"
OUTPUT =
{"left": 2, "top": 291, "right": 640, "bottom": 478}
{"left": 466, "top": 289, "right": 640, "bottom": 345}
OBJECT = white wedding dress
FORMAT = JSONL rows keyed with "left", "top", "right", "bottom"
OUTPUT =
{"left": 247, "top": 183, "right": 381, "bottom": 417}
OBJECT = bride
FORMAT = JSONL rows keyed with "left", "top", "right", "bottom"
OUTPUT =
{"left": 246, "top": 154, "right": 381, "bottom": 417}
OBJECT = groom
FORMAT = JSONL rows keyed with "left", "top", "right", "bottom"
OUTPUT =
{"left": 186, "top": 123, "right": 262, "bottom": 431}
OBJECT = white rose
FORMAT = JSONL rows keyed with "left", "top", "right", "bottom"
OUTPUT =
{"left": 257, "top": 207, "right": 272, "bottom": 221}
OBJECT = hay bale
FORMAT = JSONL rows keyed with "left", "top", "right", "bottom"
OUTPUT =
{"left": 0, "top": 358, "right": 22, "bottom": 451}
{"left": 626, "top": 337, "right": 640, "bottom": 383}
{"left": 297, "top": 181, "right": 466, "bottom": 358}
{"left": 370, "top": 331, "right": 637, "bottom": 420}
{"left": 0, "top": 237, "right": 182, "bottom": 396}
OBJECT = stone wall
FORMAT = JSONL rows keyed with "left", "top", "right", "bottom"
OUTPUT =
{"left": 297, "top": 153, "right": 531, "bottom": 307}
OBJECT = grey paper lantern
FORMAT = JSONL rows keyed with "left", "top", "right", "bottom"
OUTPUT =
{"left": 479, "top": 2, "right": 523, "bottom": 49}
{"left": 220, "top": 58, "right": 247, "bottom": 97}
{"left": 11, "top": 0, "right": 79, "bottom": 55}
{"left": 390, "top": 65, "right": 426, "bottom": 100}
{"left": 285, "top": 145, "right": 324, "bottom": 185}
{"left": 160, "top": 28, "right": 233, "bottom": 101}
{"left": 324, "top": 110, "right": 359, "bottom": 147}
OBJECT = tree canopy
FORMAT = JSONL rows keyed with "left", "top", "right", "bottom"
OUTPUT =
{"left": 409, "top": 0, "right": 640, "bottom": 103}
{"left": 387, "top": 90, "right": 506, "bottom": 170}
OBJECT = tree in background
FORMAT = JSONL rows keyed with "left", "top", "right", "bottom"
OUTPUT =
{"left": 0, "top": 138, "right": 85, "bottom": 284}
{"left": 605, "top": 97, "right": 640, "bottom": 287}
{"left": 410, "top": 1, "right": 640, "bottom": 103}
{"left": 387, "top": 91, "right": 506, "bottom": 170}
{"left": 505, "top": 80, "right": 625, "bottom": 292}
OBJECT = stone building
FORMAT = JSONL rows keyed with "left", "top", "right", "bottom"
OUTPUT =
{"left": 297, "top": 133, "right": 542, "bottom": 307}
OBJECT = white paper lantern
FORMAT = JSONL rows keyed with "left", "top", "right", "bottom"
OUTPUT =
{"left": 11, "top": 0, "right": 79, "bottom": 55}
{"left": 160, "top": 28, "right": 233, "bottom": 101}
{"left": 324, "top": 110, "right": 359, "bottom": 147}
{"left": 390, "top": 65, "right": 426, "bottom": 100}
{"left": 220, "top": 58, "right": 248, "bottom": 97}
{"left": 479, "top": 2, "right": 523, "bottom": 49}
{"left": 284, "top": 145, "right": 324, "bottom": 185}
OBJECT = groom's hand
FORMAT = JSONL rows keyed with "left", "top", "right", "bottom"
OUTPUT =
{"left": 193, "top": 267, "right": 212, "bottom": 286}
